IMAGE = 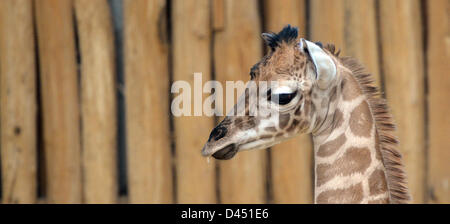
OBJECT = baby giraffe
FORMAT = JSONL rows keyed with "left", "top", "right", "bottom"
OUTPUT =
{"left": 201, "top": 25, "right": 410, "bottom": 204}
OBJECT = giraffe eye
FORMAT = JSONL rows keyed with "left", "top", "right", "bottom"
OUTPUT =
{"left": 271, "top": 91, "right": 297, "bottom": 105}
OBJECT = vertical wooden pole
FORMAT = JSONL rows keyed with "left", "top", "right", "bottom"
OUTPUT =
{"left": 172, "top": 0, "right": 216, "bottom": 203}
{"left": 343, "top": 0, "right": 381, "bottom": 87}
{"left": 264, "top": 0, "right": 313, "bottom": 204}
{"left": 213, "top": 0, "right": 266, "bottom": 203}
{"left": 35, "top": 0, "right": 82, "bottom": 203}
{"left": 264, "top": 0, "right": 306, "bottom": 33}
{"left": 124, "top": 0, "right": 172, "bottom": 203}
{"left": 310, "top": 0, "right": 345, "bottom": 51}
{"left": 311, "top": 0, "right": 381, "bottom": 86}
{"left": 0, "top": 0, "right": 37, "bottom": 204}
{"left": 74, "top": 0, "right": 117, "bottom": 204}
{"left": 427, "top": 0, "right": 450, "bottom": 204}
{"left": 379, "top": 0, "right": 425, "bottom": 203}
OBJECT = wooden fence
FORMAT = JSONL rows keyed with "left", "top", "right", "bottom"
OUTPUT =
{"left": 0, "top": 0, "right": 448, "bottom": 204}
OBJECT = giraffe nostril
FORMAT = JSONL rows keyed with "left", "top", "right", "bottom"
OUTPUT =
{"left": 208, "top": 125, "right": 227, "bottom": 142}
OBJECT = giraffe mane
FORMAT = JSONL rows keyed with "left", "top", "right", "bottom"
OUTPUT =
{"left": 325, "top": 44, "right": 411, "bottom": 203}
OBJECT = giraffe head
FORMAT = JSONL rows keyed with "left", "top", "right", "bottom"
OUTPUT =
{"left": 202, "top": 25, "right": 340, "bottom": 160}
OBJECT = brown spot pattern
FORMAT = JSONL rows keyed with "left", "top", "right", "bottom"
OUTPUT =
{"left": 349, "top": 102, "right": 373, "bottom": 137}
{"left": 236, "top": 118, "right": 257, "bottom": 130}
{"left": 259, "top": 134, "right": 273, "bottom": 140}
{"left": 368, "top": 198, "right": 389, "bottom": 204}
{"left": 234, "top": 118, "right": 243, "bottom": 125}
{"left": 374, "top": 131, "right": 382, "bottom": 161}
{"left": 342, "top": 75, "right": 361, "bottom": 101}
{"left": 299, "top": 61, "right": 305, "bottom": 69}
{"left": 317, "top": 134, "right": 347, "bottom": 157}
{"left": 279, "top": 113, "right": 290, "bottom": 129}
{"left": 368, "top": 169, "right": 388, "bottom": 196}
{"left": 220, "top": 118, "right": 232, "bottom": 126}
{"left": 332, "top": 109, "right": 344, "bottom": 129}
{"left": 265, "top": 126, "right": 277, "bottom": 132}
{"left": 316, "top": 147, "right": 371, "bottom": 186}
{"left": 316, "top": 109, "right": 343, "bottom": 138}
{"left": 310, "top": 103, "right": 316, "bottom": 116}
{"left": 286, "top": 119, "right": 300, "bottom": 132}
{"left": 294, "top": 104, "right": 302, "bottom": 116}
{"left": 316, "top": 183, "right": 363, "bottom": 204}
{"left": 303, "top": 100, "right": 311, "bottom": 116}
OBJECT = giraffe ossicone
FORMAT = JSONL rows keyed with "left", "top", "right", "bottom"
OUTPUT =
{"left": 201, "top": 25, "right": 410, "bottom": 204}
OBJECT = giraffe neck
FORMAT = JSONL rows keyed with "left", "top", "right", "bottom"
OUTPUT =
{"left": 311, "top": 72, "right": 390, "bottom": 204}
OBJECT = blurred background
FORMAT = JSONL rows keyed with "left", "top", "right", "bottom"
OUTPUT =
{"left": 0, "top": 0, "right": 448, "bottom": 204}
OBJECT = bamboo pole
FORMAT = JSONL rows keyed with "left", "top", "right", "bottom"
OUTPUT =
{"left": 124, "top": 0, "right": 172, "bottom": 203}
{"left": 74, "top": 0, "right": 117, "bottom": 204}
{"left": 35, "top": 0, "right": 82, "bottom": 203}
{"left": 172, "top": 0, "right": 216, "bottom": 203}
{"left": 213, "top": 0, "right": 266, "bottom": 203}
{"left": 0, "top": 0, "right": 37, "bottom": 204}
{"left": 379, "top": 0, "right": 425, "bottom": 203}
{"left": 264, "top": 0, "right": 313, "bottom": 204}
{"left": 427, "top": 0, "right": 450, "bottom": 204}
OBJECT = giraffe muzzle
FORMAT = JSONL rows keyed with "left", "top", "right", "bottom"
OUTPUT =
{"left": 211, "top": 143, "right": 238, "bottom": 160}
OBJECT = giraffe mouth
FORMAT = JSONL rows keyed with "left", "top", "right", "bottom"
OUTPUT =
{"left": 212, "top": 143, "right": 238, "bottom": 160}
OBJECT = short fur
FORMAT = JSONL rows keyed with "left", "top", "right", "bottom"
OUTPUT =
{"left": 325, "top": 44, "right": 411, "bottom": 204}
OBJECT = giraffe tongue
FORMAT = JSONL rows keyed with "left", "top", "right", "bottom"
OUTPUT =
{"left": 212, "top": 144, "right": 238, "bottom": 160}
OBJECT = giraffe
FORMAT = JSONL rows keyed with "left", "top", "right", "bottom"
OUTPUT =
{"left": 201, "top": 25, "right": 411, "bottom": 204}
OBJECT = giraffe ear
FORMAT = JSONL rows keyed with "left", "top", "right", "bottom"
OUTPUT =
{"left": 301, "top": 39, "right": 337, "bottom": 89}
